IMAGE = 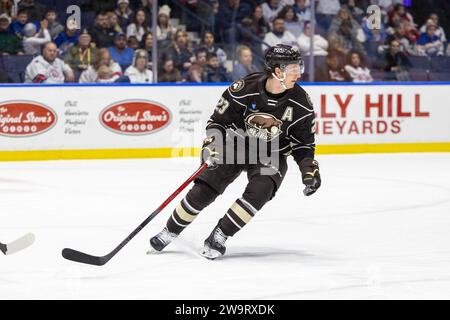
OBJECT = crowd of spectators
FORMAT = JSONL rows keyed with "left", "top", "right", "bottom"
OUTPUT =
{"left": 0, "top": 0, "right": 449, "bottom": 84}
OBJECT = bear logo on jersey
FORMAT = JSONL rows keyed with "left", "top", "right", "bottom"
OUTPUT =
{"left": 245, "top": 113, "right": 283, "bottom": 141}
{"left": 230, "top": 80, "right": 245, "bottom": 92}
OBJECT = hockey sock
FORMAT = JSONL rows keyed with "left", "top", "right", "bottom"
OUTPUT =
{"left": 167, "top": 181, "right": 219, "bottom": 234}
{"left": 218, "top": 176, "right": 275, "bottom": 236}
{"left": 218, "top": 197, "right": 258, "bottom": 236}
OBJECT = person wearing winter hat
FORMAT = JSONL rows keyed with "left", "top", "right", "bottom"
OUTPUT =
{"left": 22, "top": 19, "right": 51, "bottom": 55}
{"left": 116, "top": 0, "right": 133, "bottom": 31}
{"left": 124, "top": 49, "right": 153, "bottom": 83}
{"left": 156, "top": 4, "right": 176, "bottom": 42}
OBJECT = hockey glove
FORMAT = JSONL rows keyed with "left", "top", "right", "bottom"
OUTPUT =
{"left": 299, "top": 158, "right": 321, "bottom": 196}
{"left": 201, "top": 136, "right": 220, "bottom": 169}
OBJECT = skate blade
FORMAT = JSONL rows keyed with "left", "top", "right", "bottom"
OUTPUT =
{"left": 200, "top": 246, "right": 222, "bottom": 260}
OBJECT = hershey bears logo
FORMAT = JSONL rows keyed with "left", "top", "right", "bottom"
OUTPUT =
{"left": 230, "top": 80, "right": 245, "bottom": 92}
{"left": 245, "top": 113, "right": 283, "bottom": 141}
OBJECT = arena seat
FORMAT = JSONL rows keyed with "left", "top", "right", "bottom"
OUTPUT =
{"left": 2, "top": 55, "right": 34, "bottom": 83}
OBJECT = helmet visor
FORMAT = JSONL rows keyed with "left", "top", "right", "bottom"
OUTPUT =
{"left": 284, "top": 61, "right": 305, "bottom": 75}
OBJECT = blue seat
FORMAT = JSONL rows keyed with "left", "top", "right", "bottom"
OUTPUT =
{"left": 408, "top": 56, "right": 431, "bottom": 70}
{"left": 409, "top": 69, "right": 430, "bottom": 81}
{"left": 430, "top": 56, "right": 450, "bottom": 72}
{"left": 430, "top": 72, "right": 450, "bottom": 81}
{"left": 2, "top": 55, "right": 34, "bottom": 83}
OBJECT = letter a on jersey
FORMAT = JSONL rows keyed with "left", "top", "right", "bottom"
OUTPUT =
{"left": 281, "top": 107, "right": 293, "bottom": 122}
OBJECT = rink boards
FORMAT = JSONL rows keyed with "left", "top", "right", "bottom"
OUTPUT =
{"left": 0, "top": 82, "right": 448, "bottom": 161}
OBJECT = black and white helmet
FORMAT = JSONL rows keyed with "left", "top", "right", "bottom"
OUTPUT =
{"left": 264, "top": 44, "right": 304, "bottom": 74}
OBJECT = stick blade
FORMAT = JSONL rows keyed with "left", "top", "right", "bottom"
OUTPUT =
{"left": 2, "top": 233, "right": 35, "bottom": 255}
{"left": 62, "top": 248, "right": 108, "bottom": 266}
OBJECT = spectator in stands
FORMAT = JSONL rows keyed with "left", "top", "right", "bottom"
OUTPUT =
{"left": 200, "top": 31, "right": 227, "bottom": 69}
{"left": 0, "top": 0, "right": 16, "bottom": 18}
{"left": 293, "top": 0, "right": 311, "bottom": 35}
{"left": 10, "top": 9, "right": 36, "bottom": 40}
{"left": 79, "top": 48, "right": 122, "bottom": 83}
{"left": 187, "top": 47, "right": 208, "bottom": 83}
{"left": 124, "top": 49, "right": 153, "bottom": 83}
{"left": 45, "top": 9, "right": 64, "bottom": 40}
{"left": 387, "top": 4, "right": 419, "bottom": 43}
{"left": 158, "top": 57, "right": 183, "bottom": 82}
{"left": 232, "top": 44, "right": 258, "bottom": 81}
{"left": 156, "top": 5, "right": 175, "bottom": 41}
{"left": 127, "top": 35, "right": 139, "bottom": 50}
{"left": 277, "top": 6, "right": 302, "bottom": 38}
{"left": 384, "top": 22, "right": 414, "bottom": 55}
{"left": 362, "top": 17, "right": 386, "bottom": 57}
{"left": 54, "top": 20, "right": 80, "bottom": 58}
{"left": 24, "top": 42, "right": 74, "bottom": 83}
{"left": 261, "top": 0, "right": 284, "bottom": 23}
{"left": 106, "top": 11, "right": 124, "bottom": 34}
{"left": 344, "top": 49, "right": 373, "bottom": 82}
{"left": 244, "top": 5, "right": 270, "bottom": 41}
{"left": 64, "top": 29, "right": 98, "bottom": 77}
{"left": 168, "top": 29, "right": 195, "bottom": 79}
{"left": 329, "top": 6, "right": 365, "bottom": 43}
{"left": 384, "top": 38, "right": 411, "bottom": 81}
{"left": 195, "top": 0, "right": 219, "bottom": 34}
{"left": 204, "top": 52, "right": 231, "bottom": 82}
{"left": 96, "top": 64, "right": 114, "bottom": 82}
{"left": 90, "top": 13, "right": 116, "bottom": 49}
{"left": 262, "top": 17, "right": 298, "bottom": 53}
{"left": 328, "top": 19, "right": 365, "bottom": 56}
{"left": 18, "top": 0, "right": 46, "bottom": 21}
{"left": 420, "top": 14, "right": 446, "bottom": 44}
{"left": 216, "top": 0, "right": 252, "bottom": 44}
{"left": 315, "top": 50, "right": 351, "bottom": 82}
{"left": 415, "top": 23, "right": 444, "bottom": 57}
{"left": 139, "top": 31, "right": 153, "bottom": 68}
{"left": 126, "top": 9, "right": 150, "bottom": 42}
{"left": 0, "top": 13, "right": 23, "bottom": 55}
{"left": 138, "top": 0, "right": 153, "bottom": 26}
{"left": 387, "top": 3, "right": 415, "bottom": 28}
{"left": 343, "top": 0, "right": 365, "bottom": 23}
{"left": 115, "top": 0, "right": 133, "bottom": 31}
{"left": 22, "top": 20, "right": 50, "bottom": 56}
{"left": 297, "top": 21, "right": 329, "bottom": 56}
{"left": 108, "top": 32, "right": 134, "bottom": 70}
{"left": 316, "top": 0, "right": 341, "bottom": 32}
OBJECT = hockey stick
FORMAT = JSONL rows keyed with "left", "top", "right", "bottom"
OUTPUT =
{"left": 0, "top": 233, "right": 35, "bottom": 255}
{"left": 62, "top": 163, "right": 208, "bottom": 266}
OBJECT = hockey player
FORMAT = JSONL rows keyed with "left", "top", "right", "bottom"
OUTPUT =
{"left": 149, "top": 44, "right": 321, "bottom": 259}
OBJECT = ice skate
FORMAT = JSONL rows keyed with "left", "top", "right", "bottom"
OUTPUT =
{"left": 147, "top": 227, "right": 178, "bottom": 254}
{"left": 201, "top": 226, "right": 228, "bottom": 260}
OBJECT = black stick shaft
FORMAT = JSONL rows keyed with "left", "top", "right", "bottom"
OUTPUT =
{"left": 62, "top": 163, "right": 208, "bottom": 265}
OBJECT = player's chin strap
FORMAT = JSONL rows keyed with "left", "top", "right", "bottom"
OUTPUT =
{"left": 271, "top": 71, "right": 288, "bottom": 90}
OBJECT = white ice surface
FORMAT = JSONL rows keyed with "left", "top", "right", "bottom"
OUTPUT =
{"left": 0, "top": 153, "right": 449, "bottom": 299}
